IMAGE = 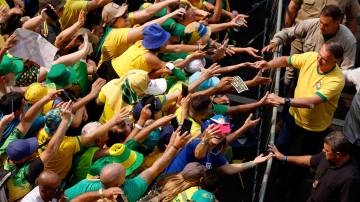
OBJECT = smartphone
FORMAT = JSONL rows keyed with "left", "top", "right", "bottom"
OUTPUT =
{"left": 181, "top": 84, "right": 189, "bottom": 97}
{"left": 59, "top": 90, "right": 74, "bottom": 102}
{"left": 181, "top": 119, "right": 192, "bottom": 134}
{"left": 171, "top": 117, "right": 179, "bottom": 130}
{"left": 45, "top": 4, "right": 60, "bottom": 22}
{"left": 216, "top": 123, "right": 231, "bottom": 135}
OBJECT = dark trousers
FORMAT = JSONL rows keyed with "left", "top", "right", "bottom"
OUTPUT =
{"left": 276, "top": 111, "right": 331, "bottom": 156}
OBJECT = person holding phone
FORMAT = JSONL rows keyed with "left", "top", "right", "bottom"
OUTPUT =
{"left": 164, "top": 119, "right": 271, "bottom": 174}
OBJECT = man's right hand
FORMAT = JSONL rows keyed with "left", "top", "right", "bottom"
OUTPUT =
{"left": 268, "top": 144, "right": 285, "bottom": 160}
{"left": 261, "top": 42, "right": 277, "bottom": 53}
{"left": 172, "top": 128, "right": 191, "bottom": 150}
{"left": 254, "top": 60, "right": 271, "bottom": 70}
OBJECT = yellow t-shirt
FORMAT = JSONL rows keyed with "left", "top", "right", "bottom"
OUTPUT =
{"left": 111, "top": 40, "right": 150, "bottom": 77}
{"left": 0, "top": 0, "right": 9, "bottom": 9}
{"left": 98, "top": 90, "right": 115, "bottom": 124}
{"left": 60, "top": 0, "right": 88, "bottom": 30}
{"left": 37, "top": 128, "right": 81, "bottom": 179}
{"left": 288, "top": 52, "right": 345, "bottom": 131}
{"left": 99, "top": 28, "right": 132, "bottom": 66}
{"left": 174, "top": 107, "right": 201, "bottom": 137}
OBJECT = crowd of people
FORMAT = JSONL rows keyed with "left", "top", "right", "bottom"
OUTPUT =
{"left": 0, "top": 0, "right": 359, "bottom": 201}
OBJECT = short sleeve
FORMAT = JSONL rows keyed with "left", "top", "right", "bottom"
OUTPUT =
{"left": 288, "top": 52, "right": 315, "bottom": 69}
{"left": 310, "top": 152, "right": 323, "bottom": 169}
{"left": 123, "top": 175, "right": 148, "bottom": 202}
{"left": 98, "top": 91, "right": 106, "bottom": 104}
{"left": 212, "top": 104, "right": 228, "bottom": 115}
{"left": 316, "top": 75, "right": 345, "bottom": 102}
{"left": 128, "top": 12, "right": 135, "bottom": 27}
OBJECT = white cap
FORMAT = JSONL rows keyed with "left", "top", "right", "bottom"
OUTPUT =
{"left": 147, "top": 78, "right": 167, "bottom": 95}
{"left": 185, "top": 58, "right": 206, "bottom": 73}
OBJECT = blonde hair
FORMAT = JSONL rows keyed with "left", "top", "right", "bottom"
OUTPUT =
{"left": 157, "top": 173, "right": 201, "bottom": 202}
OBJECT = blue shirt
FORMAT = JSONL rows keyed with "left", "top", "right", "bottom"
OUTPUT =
{"left": 164, "top": 139, "right": 227, "bottom": 174}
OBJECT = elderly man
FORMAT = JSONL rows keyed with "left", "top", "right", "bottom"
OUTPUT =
{"left": 256, "top": 42, "right": 345, "bottom": 155}
{"left": 269, "top": 131, "right": 360, "bottom": 202}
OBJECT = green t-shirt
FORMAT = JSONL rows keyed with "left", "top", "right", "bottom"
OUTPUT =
{"left": 162, "top": 18, "right": 186, "bottom": 39}
{"left": 64, "top": 175, "right": 148, "bottom": 202}
{"left": 70, "top": 147, "right": 100, "bottom": 185}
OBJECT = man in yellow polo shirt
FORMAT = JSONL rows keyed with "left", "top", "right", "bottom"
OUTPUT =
{"left": 255, "top": 42, "right": 345, "bottom": 155}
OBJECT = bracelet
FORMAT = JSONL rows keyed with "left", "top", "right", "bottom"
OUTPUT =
{"left": 172, "top": 144, "right": 180, "bottom": 151}
{"left": 135, "top": 124, "right": 143, "bottom": 130}
{"left": 200, "top": 140, "right": 208, "bottom": 146}
{"left": 99, "top": 188, "right": 103, "bottom": 199}
{"left": 283, "top": 156, "right": 288, "bottom": 162}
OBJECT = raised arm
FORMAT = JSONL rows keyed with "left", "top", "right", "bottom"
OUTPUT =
{"left": 208, "top": 15, "right": 247, "bottom": 32}
{"left": 268, "top": 144, "right": 311, "bottom": 167}
{"left": 17, "top": 90, "right": 62, "bottom": 136}
{"left": 72, "top": 78, "right": 106, "bottom": 112}
{"left": 53, "top": 34, "right": 91, "bottom": 66}
{"left": 131, "top": 0, "right": 178, "bottom": 25}
{"left": 126, "top": 114, "right": 175, "bottom": 143}
{"left": 194, "top": 125, "right": 221, "bottom": 159}
{"left": 55, "top": 10, "right": 85, "bottom": 48}
{"left": 80, "top": 108, "right": 129, "bottom": 147}
{"left": 22, "top": 8, "right": 47, "bottom": 30}
{"left": 70, "top": 187, "right": 122, "bottom": 202}
{"left": 140, "top": 128, "right": 190, "bottom": 185}
{"left": 40, "top": 101, "right": 72, "bottom": 164}
{"left": 127, "top": 8, "right": 186, "bottom": 44}
{"left": 217, "top": 153, "right": 272, "bottom": 175}
{"left": 0, "top": 113, "right": 14, "bottom": 141}
{"left": 225, "top": 113, "right": 259, "bottom": 144}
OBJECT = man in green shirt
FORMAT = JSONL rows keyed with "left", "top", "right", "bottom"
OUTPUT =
{"left": 65, "top": 128, "right": 191, "bottom": 202}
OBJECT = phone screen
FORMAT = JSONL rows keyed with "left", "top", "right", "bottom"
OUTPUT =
{"left": 181, "top": 84, "right": 189, "bottom": 97}
{"left": 181, "top": 119, "right": 192, "bottom": 134}
{"left": 171, "top": 117, "right": 179, "bottom": 130}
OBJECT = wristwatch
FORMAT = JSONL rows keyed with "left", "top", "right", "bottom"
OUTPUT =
{"left": 284, "top": 97, "right": 292, "bottom": 107}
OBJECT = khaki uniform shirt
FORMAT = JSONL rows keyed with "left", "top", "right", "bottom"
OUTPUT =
{"left": 271, "top": 18, "right": 356, "bottom": 69}
{"left": 292, "top": 0, "right": 360, "bottom": 24}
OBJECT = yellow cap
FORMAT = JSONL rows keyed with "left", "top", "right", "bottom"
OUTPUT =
{"left": 24, "top": 83, "right": 48, "bottom": 104}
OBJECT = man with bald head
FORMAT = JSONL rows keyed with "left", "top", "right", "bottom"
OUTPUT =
{"left": 22, "top": 170, "right": 64, "bottom": 202}
{"left": 65, "top": 128, "right": 191, "bottom": 202}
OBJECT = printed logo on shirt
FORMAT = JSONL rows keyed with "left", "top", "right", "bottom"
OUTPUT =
{"left": 315, "top": 81, "right": 321, "bottom": 90}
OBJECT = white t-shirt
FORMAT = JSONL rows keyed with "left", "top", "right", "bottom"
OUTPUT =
{"left": 21, "top": 186, "right": 57, "bottom": 202}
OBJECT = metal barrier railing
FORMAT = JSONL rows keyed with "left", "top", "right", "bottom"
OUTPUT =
{"left": 252, "top": 0, "right": 284, "bottom": 201}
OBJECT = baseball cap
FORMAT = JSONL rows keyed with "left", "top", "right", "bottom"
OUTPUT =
{"left": 189, "top": 71, "right": 220, "bottom": 92}
{"left": 6, "top": 137, "right": 39, "bottom": 161}
{"left": 102, "top": 3, "right": 128, "bottom": 25}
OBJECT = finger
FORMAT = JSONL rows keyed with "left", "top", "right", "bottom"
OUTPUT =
{"left": 246, "top": 113, "right": 253, "bottom": 121}
{"left": 143, "top": 104, "right": 151, "bottom": 109}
